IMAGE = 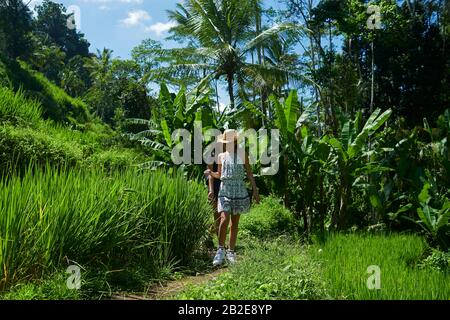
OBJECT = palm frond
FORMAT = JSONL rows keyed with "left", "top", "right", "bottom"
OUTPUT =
{"left": 124, "top": 130, "right": 162, "bottom": 141}
{"left": 139, "top": 138, "right": 170, "bottom": 151}
{"left": 188, "top": 0, "right": 228, "bottom": 46}
{"left": 243, "top": 23, "right": 309, "bottom": 54}
{"left": 125, "top": 118, "right": 153, "bottom": 126}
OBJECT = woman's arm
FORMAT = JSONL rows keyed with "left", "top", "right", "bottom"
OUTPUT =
{"left": 244, "top": 154, "right": 260, "bottom": 204}
{"left": 207, "top": 171, "right": 214, "bottom": 200}
{"left": 204, "top": 154, "right": 222, "bottom": 180}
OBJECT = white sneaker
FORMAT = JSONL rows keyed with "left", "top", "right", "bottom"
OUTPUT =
{"left": 213, "top": 247, "right": 225, "bottom": 266}
{"left": 226, "top": 250, "right": 237, "bottom": 265}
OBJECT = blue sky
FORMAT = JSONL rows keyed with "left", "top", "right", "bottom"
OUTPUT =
{"left": 30, "top": 0, "right": 184, "bottom": 58}
{"left": 29, "top": 0, "right": 283, "bottom": 59}
{"left": 28, "top": 0, "right": 286, "bottom": 104}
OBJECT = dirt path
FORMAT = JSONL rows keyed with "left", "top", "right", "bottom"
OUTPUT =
{"left": 111, "top": 268, "right": 227, "bottom": 300}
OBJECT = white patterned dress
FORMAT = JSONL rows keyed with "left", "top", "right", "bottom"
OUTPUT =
{"left": 217, "top": 152, "right": 251, "bottom": 215}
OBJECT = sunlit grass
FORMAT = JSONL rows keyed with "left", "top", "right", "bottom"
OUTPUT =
{"left": 0, "top": 87, "right": 42, "bottom": 125}
{"left": 311, "top": 233, "right": 450, "bottom": 300}
{"left": 0, "top": 165, "right": 212, "bottom": 291}
{"left": 178, "top": 238, "right": 327, "bottom": 300}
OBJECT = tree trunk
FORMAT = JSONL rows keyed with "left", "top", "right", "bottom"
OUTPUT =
{"left": 227, "top": 73, "right": 235, "bottom": 109}
{"left": 369, "top": 40, "right": 376, "bottom": 224}
{"left": 338, "top": 185, "right": 349, "bottom": 230}
{"left": 319, "top": 176, "right": 325, "bottom": 233}
{"left": 255, "top": 6, "right": 267, "bottom": 125}
{"left": 215, "top": 80, "right": 220, "bottom": 111}
{"left": 370, "top": 41, "right": 375, "bottom": 114}
{"left": 328, "top": 20, "right": 338, "bottom": 135}
{"left": 303, "top": 207, "right": 309, "bottom": 238}
{"left": 283, "top": 156, "right": 289, "bottom": 206}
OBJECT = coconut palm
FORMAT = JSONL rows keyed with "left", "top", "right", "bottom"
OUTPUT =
{"left": 162, "top": 0, "right": 308, "bottom": 110}
{"left": 84, "top": 48, "right": 115, "bottom": 121}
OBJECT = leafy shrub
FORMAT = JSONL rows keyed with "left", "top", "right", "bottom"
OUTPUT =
{"left": 178, "top": 239, "right": 327, "bottom": 300}
{"left": 419, "top": 250, "right": 450, "bottom": 272}
{"left": 414, "top": 182, "right": 450, "bottom": 250}
{"left": 240, "top": 196, "right": 297, "bottom": 238}
{"left": 0, "top": 87, "right": 42, "bottom": 125}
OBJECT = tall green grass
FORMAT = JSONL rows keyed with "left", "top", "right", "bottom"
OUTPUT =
{"left": 0, "top": 124, "right": 83, "bottom": 169}
{"left": 0, "top": 87, "right": 42, "bottom": 125}
{"left": 0, "top": 120, "right": 144, "bottom": 172}
{"left": 311, "top": 233, "right": 450, "bottom": 299}
{"left": 0, "top": 165, "right": 212, "bottom": 290}
{"left": 0, "top": 85, "right": 142, "bottom": 171}
{"left": 31, "top": 70, "right": 90, "bottom": 125}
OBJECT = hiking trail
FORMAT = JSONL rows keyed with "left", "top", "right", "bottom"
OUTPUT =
{"left": 111, "top": 268, "right": 227, "bottom": 300}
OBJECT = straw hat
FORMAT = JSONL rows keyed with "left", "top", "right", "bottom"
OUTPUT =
{"left": 217, "top": 129, "right": 238, "bottom": 144}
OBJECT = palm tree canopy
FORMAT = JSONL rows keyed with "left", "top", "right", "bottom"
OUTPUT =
{"left": 161, "top": 0, "right": 310, "bottom": 109}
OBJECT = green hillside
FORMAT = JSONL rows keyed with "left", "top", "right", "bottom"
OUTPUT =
{"left": 0, "top": 58, "right": 145, "bottom": 172}
{"left": 0, "top": 57, "right": 90, "bottom": 126}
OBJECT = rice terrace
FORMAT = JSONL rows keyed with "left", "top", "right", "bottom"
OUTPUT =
{"left": 0, "top": 0, "right": 449, "bottom": 305}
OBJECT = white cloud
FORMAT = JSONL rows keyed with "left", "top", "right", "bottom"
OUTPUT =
{"left": 80, "top": 0, "right": 143, "bottom": 3}
{"left": 121, "top": 9, "right": 152, "bottom": 27}
{"left": 78, "top": 0, "right": 143, "bottom": 9}
{"left": 145, "top": 21, "right": 177, "bottom": 37}
{"left": 119, "top": 0, "right": 143, "bottom": 3}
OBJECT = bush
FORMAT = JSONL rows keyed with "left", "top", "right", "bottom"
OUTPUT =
{"left": 0, "top": 59, "right": 12, "bottom": 88}
{"left": 240, "top": 196, "right": 297, "bottom": 239}
{"left": 419, "top": 250, "right": 450, "bottom": 272}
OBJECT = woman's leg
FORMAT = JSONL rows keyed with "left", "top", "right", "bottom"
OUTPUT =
{"left": 209, "top": 200, "right": 220, "bottom": 236}
{"left": 229, "top": 214, "right": 241, "bottom": 251}
{"left": 213, "top": 201, "right": 220, "bottom": 236}
{"left": 218, "top": 211, "right": 230, "bottom": 247}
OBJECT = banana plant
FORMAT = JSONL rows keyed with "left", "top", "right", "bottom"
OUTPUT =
{"left": 294, "top": 127, "right": 332, "bottom": 234}
{"left": 270, "top": 91, "right": 332, "bottom": 234}
{"left": 408, "top": 182, "right": 450, "bottom": 250}
{"left": 424, "top": 109, "right": 450, "bottom": 188}
{"left": 125, "top": 83, "right": 214, "bottom": 172}
{"left": 269, "top": 90, "right": 302, "bottom": 205}
{"left": 324, "top": 108, "right": 393, "bottom": 229}
{"left": 417, "top": 184, "right": 450, "bottom": 235}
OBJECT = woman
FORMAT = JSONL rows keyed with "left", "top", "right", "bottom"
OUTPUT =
{"left": 205, "top": 129, "right": 260, "bottom": 266}
{"left": 206, "top": 150, "right": 221, "bottom": 236}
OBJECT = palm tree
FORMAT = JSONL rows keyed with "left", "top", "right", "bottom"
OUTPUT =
{"left": 86, "top": 48, "right": 113, "bottom": 82}
{"left": 163, "top": 0, "right": 307, "bottom": 110}
{"left": 84, "top": 48, "right": 114, "bottom": 120}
